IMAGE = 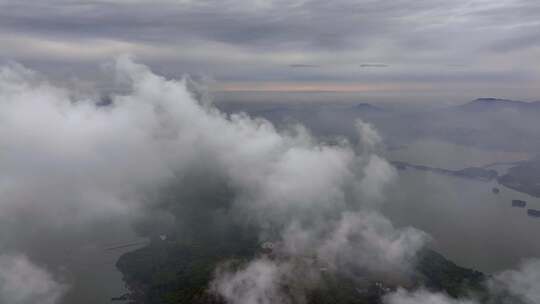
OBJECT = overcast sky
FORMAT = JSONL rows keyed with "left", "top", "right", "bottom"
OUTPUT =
{"left": 1, "top": 0, "right": 539, "bottom": 103}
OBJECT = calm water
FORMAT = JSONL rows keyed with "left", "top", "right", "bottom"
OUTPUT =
{"left": 57, "top": 222, "right": 147, "bottom": 304}
{"left": 385, "top": 139, "right": 531, "bottom": 170}
{"left": 383, "top": 141, "right": 540, "bottom": 273}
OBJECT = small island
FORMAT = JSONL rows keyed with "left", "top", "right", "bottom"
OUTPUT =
{"left": 497, "top": 158, "right": 540, "bottom": 198}
{"left": 527, "top": 209, "right": 540, "bottom": 218}
{"left": 511, "top": 200, "right": 527, "bottom": 208}
{"left": 391, "top": 161, "right": 498, "bottom": 181}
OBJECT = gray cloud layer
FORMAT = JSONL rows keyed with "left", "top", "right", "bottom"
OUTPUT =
{"left": 0, "top": 0, "right": 539, "bottom": 100}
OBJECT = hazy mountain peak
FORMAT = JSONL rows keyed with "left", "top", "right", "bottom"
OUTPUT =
{"left": 350, "top": 103, "right": 385, "bottom": 112}
{"left": 471, "top": 97, "right": 523, "bottom": 104}
{"left": 457, "top": 97, "right": 538, "bottom": 111}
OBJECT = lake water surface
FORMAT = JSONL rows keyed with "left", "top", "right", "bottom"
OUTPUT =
{"left": 57, "top": 221, "right": 147, "bottom": 304}
{"left": 383, "top": 141, "right": 540, "bottom": 273}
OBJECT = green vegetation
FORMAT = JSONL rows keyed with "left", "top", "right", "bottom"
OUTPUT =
{"left": 117, "top": 177, "right": 492, "bottom": 304}
{"left": 117, "top": 242, "right": 489, "bottom": 304}
{"left": 117, "top": 232, "right": 259, "bottom": 304}
{"left": 414, "top": 249, "right": 486, "bottom": 299}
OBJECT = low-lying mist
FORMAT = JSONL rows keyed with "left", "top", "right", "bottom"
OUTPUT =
{"left": 0, "top": 58, "right": 537, "bottom": 304}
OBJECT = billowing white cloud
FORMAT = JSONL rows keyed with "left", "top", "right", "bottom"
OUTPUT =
{"left": 384, "top": 258, "right": 540, "bottom": 304}
{"left": 0, "top": 57, "right": 428, "bottom": 303}
{"left": 0, "top": 255, "right": 67, "bottom": 304}
{"left": 384, "top": 288, "right": 477, "bottom": 304}
{"left": 316, "top": 211, "right": 427, "bottom": 274}
{"left": 212, "top": 259, "right": 294, "bottom": 304}
{"left": 0, "top": 53, "right": 537, "bottom": 304}
{"left": 492, "top": 259, "right": 540, "bottom": 304}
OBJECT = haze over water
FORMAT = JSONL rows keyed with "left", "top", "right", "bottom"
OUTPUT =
{"left": 383, "top": 142, "right": 540, "bottom": 273}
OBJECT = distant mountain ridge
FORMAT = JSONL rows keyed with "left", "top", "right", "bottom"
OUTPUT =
{"left": 219, "top": 97, "right": 540, "bottom": 153}
{"left": 456, "top": 98, "right": 540, "bottom": 111}
{"left": 349, "top": 103, "right": 386, "bottom": 112}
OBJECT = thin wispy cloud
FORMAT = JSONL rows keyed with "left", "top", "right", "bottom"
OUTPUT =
{"left": 360, "top": 64, "right": 389, "bottom": 68}
{"left": 289, "top": 64, "right": 320, "bottom": 68}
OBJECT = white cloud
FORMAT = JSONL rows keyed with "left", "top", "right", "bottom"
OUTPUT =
{"left": 0, "top": 57, "right": 429, "bottom": 303}
{"left": 384, "top": 258, "right": 540, "bottom": 304}
{"left": 384, "top": 288, "right": 477, "bottom": 304}
{"left": 0, "top": 255, "right": 67, "bottom": 304}
{"left": 492, "top": 259, "right": 540, "bottom": 304}
{"left": 212, "top": 259, "right": 294, "bottom": 304}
